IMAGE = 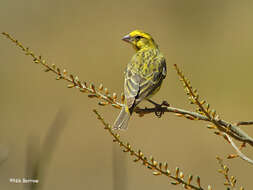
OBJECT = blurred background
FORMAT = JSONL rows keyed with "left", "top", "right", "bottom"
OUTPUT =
{"left": 1, "top": 0, "right": 253, "bottom": 189}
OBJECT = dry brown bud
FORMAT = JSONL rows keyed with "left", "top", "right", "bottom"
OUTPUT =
{"left": 104, "top": 88, "right": 109, "bottom": 95}
{"left": 153, "top": 160, "right": 158, "bottom": 167}
{"left": 188, "top": 174, "right": 193, "bottom": 184}
{"left": 112, "top": 93, "right": 117, "bottom": 100}
{"left": 121, "top": 93, "right": 125, "bottom": 103}
{"left": 164, "top": 162, "right": 168, "bottom": 170}
{"left": 90, "top": 83, "right": 96, "bottom": 93}
{"left": 227, "top": 154, "right": 238, "bottom": 159}
{"left": 112, "top": 104, "right": 121, "bottom": 109}
{"left": 175, "top": 167, "right": 179, "bottom": 178}
{"left": 153, "top": 171, "right": 161, "bottom": 176}
{"left": 197, "top": 176, "right": 201, "bottom": 187}
{"left": 99, "top": 83, "right": 103, "bottom": 90}
{"left": 179, "top": 172, "right": 184, "bottom": 178}
{"left": 67, "top": 84, "right": 75, "bottom": 88}
{"left": 98, "top": 102, "right": 108, "bottom": 106}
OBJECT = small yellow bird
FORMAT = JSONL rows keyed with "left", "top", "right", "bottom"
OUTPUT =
{"left": 113, "top": 30, "right": 167, "bottom": 130}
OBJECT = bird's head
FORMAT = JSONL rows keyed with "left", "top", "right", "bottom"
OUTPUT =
{"left": 122, "top": 30, "right": 158, "bottom": 51}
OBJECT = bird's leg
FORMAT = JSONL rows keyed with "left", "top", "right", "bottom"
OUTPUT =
{"left": 147, "top": 99, "right": 170, "bottom": 118}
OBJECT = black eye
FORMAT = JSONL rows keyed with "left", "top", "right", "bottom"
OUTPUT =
{"left": 135, "top": 36, "right": 142, "bottom": 41}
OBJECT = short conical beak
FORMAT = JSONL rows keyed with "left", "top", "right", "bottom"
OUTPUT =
{"left": 122, "top": 34, "right": 131, "bottom": 43}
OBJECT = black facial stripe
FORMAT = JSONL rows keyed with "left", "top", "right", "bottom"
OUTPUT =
{"left": 135, "top": 36, "right": 142, "bottom": 41}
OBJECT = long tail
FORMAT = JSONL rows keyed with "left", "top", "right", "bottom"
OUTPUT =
{"left": 113, "top": 106, "right": 130, "bottom": 130}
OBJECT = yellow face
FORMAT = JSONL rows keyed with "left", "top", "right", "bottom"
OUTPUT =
{"left": 122, "top": 30, "right": 157, "bottom": 50}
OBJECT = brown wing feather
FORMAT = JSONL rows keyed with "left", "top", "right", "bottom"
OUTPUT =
{"left": 124, "top": 69, "right": 141, "bottom": 111}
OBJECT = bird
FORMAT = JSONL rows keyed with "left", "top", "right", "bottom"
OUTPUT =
{"left": 113, "top": 30, "right": 167, "bottom": 130}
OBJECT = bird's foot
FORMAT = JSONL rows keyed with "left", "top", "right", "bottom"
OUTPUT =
{"left": 147, "top": 99, "right": 170, "bottom": 118}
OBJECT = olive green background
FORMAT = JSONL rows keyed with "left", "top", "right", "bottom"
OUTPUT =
{"left": 1, "top": 0, "right": 253, "bottom": 190}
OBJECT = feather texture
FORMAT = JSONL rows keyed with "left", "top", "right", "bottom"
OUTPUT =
{"left": 113, "top": 30, "right": 167, "bottom": 130}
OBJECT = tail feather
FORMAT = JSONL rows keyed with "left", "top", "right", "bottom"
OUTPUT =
{"left": 113, "top": 107, "right": 130, "bottom": 130}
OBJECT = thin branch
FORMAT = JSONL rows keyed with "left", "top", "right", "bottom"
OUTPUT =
{"left": 173, "top": 64, "right": 253, "bottom": 147}
{"left": 93, "top": 109, "right": 212, "bottom": 190}
{"left": 216, "top": 156, "right": 244, "bottom": 190}
{"left": 136, "top": 105, "right": 253, "bottom": 146}
{"left": 1, "top": 32, "right": 124, "bottom": 110}
{"left": 236, "top": 121, "right": 253, "bottom": 126}
{"left": 223, "top": 133, "right": 253, "bottom": 165}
